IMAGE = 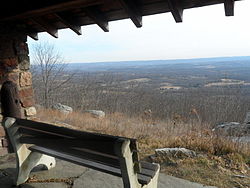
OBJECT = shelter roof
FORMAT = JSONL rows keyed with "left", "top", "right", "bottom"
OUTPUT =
{"left": 0, "top": 0, "right": 240, "bottom": 40}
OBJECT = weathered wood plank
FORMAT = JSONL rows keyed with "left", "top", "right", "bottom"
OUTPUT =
{"left": 29, "top": 145, "right": 123, "bottom": 177}
{"left": 17, "top": 119, "right": 136, "bottom": 155}
{"left": 23, "top": 138, "right": 121, "bottom": 167}
{"left": 30, "top": 145, "right": 152, "bottom": 185}
{"left": 140, "top": 168, "right": 156, "bottom": 178}
{"left": 140, "top": 161, "right": 159, "bottom": 171}
{"left": 19, "top": 127, "right": 73, "bottom": 139}
{"left": 19, "top": 133, "right": 118, "bottom": 155}
{"left": 137, "top": 174, "right": 151, "bottom": 185}
{"left": 17, "top": 118, "right": 130, "bottom": 142}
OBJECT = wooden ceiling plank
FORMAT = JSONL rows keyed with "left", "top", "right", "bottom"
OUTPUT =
{"left": 31, "top": 18, "right": 58, "bottom": 38}
{"left": 118, "top": 0, "right": 142, "bottom": 28}
{"left": 54, "top": 13, "right": 82, "bottom": 35}
{"left": 84, "top": 7, "right": 109, "bottom": 32}
{"left": 166, "top": 0, "right": 183, "bottom": 23}
{"left": 1, "top": 0, "right": 101, "bottom": 22}
{"left": 224, "top": 0, "right": 235, "bottom": 16}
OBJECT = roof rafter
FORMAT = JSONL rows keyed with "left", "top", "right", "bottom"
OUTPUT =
{"left": 224, "top": 0, "right": 235, "bottom": 16}
{"left": 118, "top": 0, "right": 142, "bottom": 28}
{"left": 24, "top": 24, "right": 39, "bottom": 40}
{"left": 166, "top": 0, "right": 183, "bottom": 23}
{"left": 83, "top": 6, "right": 109, "bottom": 32}
{"left": 54, "top": 13, "right": 82, "bottom": 35}
{"left": 30, "top": 18, "right": 58, "bottom": 38}
{"left": 28, "top": 32, "right": 38, "bottom": 41}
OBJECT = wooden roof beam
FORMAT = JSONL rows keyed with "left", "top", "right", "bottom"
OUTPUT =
{"left": 31, "top": 18, "right": 58, "bottom": 38}
{"left": 28, "top": 32, "right": 38, "bottom": 41}
{"left": 224, "top": 0, "right": 235, "bottom": 16}
{"left": 25, "top": 25, "right": 39, "bottom": 40}
{"left": 166, "top": 0, "right": 183, "bottom": 23}
{"left": 84, "top": 7, "right": 109, "bottom": 32}
{"left": 118, "top": 0, "right": 142, "bottom": 28}
{"left": 54, "top": 13, "right": 82, "bottom": 35}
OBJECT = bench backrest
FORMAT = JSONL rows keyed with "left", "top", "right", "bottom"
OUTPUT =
{"left": 3, "top": 117, "right": 141, "bottom": 173}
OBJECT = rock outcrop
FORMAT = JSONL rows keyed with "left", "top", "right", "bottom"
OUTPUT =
{"left": 213, "top": 122, "right": 250, "bottom": 137}
{"left": 244, "top": 111, "right": 250, "bottom": 124}
{"left": 212, "top": 112, "right": 250, "bottom": 142}
{"left": 155, "top": 148, "right": 197, "bottom": 158}
{"left": 52, "top": 103, "right": 73, "bottom": 115}
{"left": 84, "top": 110, "right": 105, "bottom": 118}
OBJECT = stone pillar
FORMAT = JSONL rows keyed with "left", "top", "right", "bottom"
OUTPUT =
{"left": 0, "top": 25, "right": 36, "bottom": 156}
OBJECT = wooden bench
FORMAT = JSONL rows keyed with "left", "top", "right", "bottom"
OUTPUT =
{"left": 2, "top": 117, "right": 160, "bottom": 188}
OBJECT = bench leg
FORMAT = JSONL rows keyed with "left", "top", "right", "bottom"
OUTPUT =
{"left": 116, "top": 140, "right": 160, "bottom": 188}
{"left": 116, "top": 140, "right": 141, "bottom": 188}
{"left": 16, "top": 150, "right": 56, "bottom": 185}
{"left": 142, "top": 164, "right": 160, "bottom": 188}
{"left": 3, "top": 118, "right": 56, "bottom": 186}
{"left": 36, "top": 152, "right": 56, "bottom": 170}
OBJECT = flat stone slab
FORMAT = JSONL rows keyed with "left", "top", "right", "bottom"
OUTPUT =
{"left": 21, "top": 183, "right": 68, "bottom": 188}
{"left": 74, "top": 169, "right": 216, "bottom": 188}
{"left": 73, "top": 169, "right": 123, "bottom": 188}
{"left": 0, "top": 154, "right": 217, "bottom": 188}
{"left": 29, "top": 159, "right": 87, "bottom": 180}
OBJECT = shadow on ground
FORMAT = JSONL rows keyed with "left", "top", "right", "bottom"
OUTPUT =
{"left": 0, "top": 154, "right": 217, "bottom": 188}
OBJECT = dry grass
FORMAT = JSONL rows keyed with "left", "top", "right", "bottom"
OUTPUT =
{"left": 160, "top": 154, "right": 250, "bottom": 188}
{"left": 35, "top": 109, "right": 250, "bottom": 188}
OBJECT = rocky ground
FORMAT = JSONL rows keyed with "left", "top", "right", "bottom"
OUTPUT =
{"left": 0, "top": 154, "right": 217, "bottom": 188}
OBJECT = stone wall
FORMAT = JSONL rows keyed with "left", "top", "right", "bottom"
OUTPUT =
{"left": 0, "top": 25, "right": 36, "bottom": 156}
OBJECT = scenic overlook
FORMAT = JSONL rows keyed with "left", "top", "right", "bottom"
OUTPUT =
{"left": 0, "top": 0, "right": 249, "bottom": 188}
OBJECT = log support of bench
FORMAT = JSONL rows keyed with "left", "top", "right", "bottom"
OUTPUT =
{"left": 3, "top": 117, "right": 56, "bottom": 186}
{"left": 115, "top": 139, "right": 160, "bottom": 188}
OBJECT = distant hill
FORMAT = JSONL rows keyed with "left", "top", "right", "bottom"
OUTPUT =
{"left": 68, "top": 56, "right": 250, "bottom": 72}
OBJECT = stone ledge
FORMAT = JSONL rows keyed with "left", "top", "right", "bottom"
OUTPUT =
{"left": 20, "top": 97, "right": 35, "bottom": 108}
{"left": 20, "top": 72, "right": 32, "bottom": 87}
{"left": 19, "top": 87, "right": 34, "bottom": 98}
{"left": 25, "top": 107, "right": 37, "bottom": 116}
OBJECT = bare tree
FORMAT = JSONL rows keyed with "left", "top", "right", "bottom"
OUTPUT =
{"left": 31, "top": 42, "right": 73, "bottom": 108}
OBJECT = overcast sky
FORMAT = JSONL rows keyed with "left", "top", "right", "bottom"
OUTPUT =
{"left": 28, "top": 0, "right": 250, "bottom": 63}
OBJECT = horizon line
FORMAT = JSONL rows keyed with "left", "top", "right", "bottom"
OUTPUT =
{"left": 67, "top": 55, "right": 250, "bottom": 64}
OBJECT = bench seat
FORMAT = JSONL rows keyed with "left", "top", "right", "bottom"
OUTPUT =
{"left": 3, "top": 117, "right": 160, "bottom": 188}
{"left": 29, "top": 145, "right": 158, "bottom": 185}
